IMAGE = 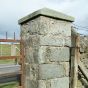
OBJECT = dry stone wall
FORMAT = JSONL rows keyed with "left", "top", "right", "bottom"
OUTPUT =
{"left": 71, "top": 29, "right": 88, "bottom": 88}
{"left": 80, "top": 36, "right": 88, "bottom": 69}
{"left": 78, "top": 36, "right": 88, "bottom": 88}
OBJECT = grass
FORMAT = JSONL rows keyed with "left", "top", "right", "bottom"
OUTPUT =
{"left": 0, "top": 82, "right": 19, "bottom": 88}
{"left": 0, "top": 44, "right": 11, "bottom": 55}
{"left": 0, "top": 44, "right": 20, "bottom": 64}
{"left": 0, "top": 44, "right": 20, "bottom": 88}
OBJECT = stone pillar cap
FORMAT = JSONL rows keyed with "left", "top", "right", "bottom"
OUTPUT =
{"left": 18, "top": 8, "right": 74, "bottom": 24}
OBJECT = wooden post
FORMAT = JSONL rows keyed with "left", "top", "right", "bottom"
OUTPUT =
{"left": 70, "top": 34, "right": 80, "bottom": 88}
{"left": 73, "top": 35, "right": 80, "bottom": 88}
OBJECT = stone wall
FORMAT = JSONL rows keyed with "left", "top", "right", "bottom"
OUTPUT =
{"left": 71, "top": 29, "right": 88, "bottom": 88}
{"left": 80, "top": 36, "right": 88, "bottom": 69}
{"left": 19, "top": 8, "right": 74, "bottom": 88}
{"left": 78, "top": 36, "right": 88, "bottom": 88}
{"left": 71, "top": 28, "right": 80, "bottom": 88}
{"left": 70, "top": 28, "right": 88, "bottom": 88}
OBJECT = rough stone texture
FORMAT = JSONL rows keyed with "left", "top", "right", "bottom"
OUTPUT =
{"left": 19, "top": 8, "right": 72, "bottom": 88}
{"left": 38, "top": 77, "right": 69, "bottom": 88}
{"left": 24, "top": 45, "right": 70, "bottom": 64}
{"left": 79, "top": 36, "right": 88, "bottom": 88}
{"left": 39, "top": 16, "right": 71, "bottom": 36}
{"left": 39, "top": 64, "right": 65, "bottom": 79}
{"left": 25, "top": 64, "right": 39, "bottom": 80}
{"left": 80, "top": 36, "right": 88, "bottom": 53}
{"left": 21, "top": 16, "right": 71, "bottom": 36}
{"left": 38, "top": 80, "right": 46, "bottom": 88}
{"left": 50, "top": 77, "right": 69, "bottom": 88}
{"left": 77, "top": 80, "right": 84, "bottom": 88}
{"left": 80, "top": 53, "right": 88, "bottom": 69}
{"left": 71, "top": 29, "right": 88, "bottom": 88}
{"left": 23, "top": 34, "right": 71, "bottom": 47}
{"left": 25, "top": 78, "right": 38, "bottom": 88}
{"left": 25, "top": 46, "right": 39, "bottom": 63}
{"left": 39, "top": 35, "right": 71, "bottom": 46}
{"left": 19, "top": 8, "right": 74, "bottom": 24}
{"left": 80, "top": 36, "right": 88, "bottom": 70}
{"left": 60, "top": 62, "right": 69, "bottom": 76}
{"left": 38, "top": 46, "right": 70, "bottom": 63}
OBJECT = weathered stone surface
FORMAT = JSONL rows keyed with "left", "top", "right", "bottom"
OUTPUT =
{"left": 38, "top": 80, "right": 46, "bottom": 88}
{"left": 80, "top": 54, "right": 88, "bottom": 69}
{"left": 25, "top": 64, "right": 30, "bottom": 77}
{"left": 80, "top": 36, "right": 88, "bottom": 53}
{"left": 21, "top": 16, "right": 71, "bottom": 36}
{"left": 20, "top": 17, "right": 40, "bottom": 36}
{"left": 25, "top": 64, "right": 39, "bottom": 80}
{"left": 38, "top": 46, "right": 70, "bottom": 63}
{"left": 23, "top": 34, "right": 71, "bottom": 47}
{"left": 39, "top": 16, "right": 71, "bottom": 36}
{"left": 19, "top": 8, "right": 74, "bottom": 24}
{"left": 60, "top": 62, "right": 69, "bottom": 76}
{"left": 37, "top": 78, "right": 69, "bottom": 88}
{"left": 25, "top": 45, "right": 39, "bottom": 63}
{"left": 50, "top": 77, "right": 69, "bottom": 88}
{"left": 19, "top": 8, "right": 73, "bottom": 88}
{"left": 36, "top": 80, "right": 51, "bottom": 88}
{"left": 80, "top": 36, "right": 88, "bottom": 75}
{"left": 25, "top": 78, "right": 38, "bottom": 88}
{"left": 24, "top": 37, "right": 70, "bottom": 64}
{"left": 39, "top": 64, "right": 65, "bottom": 79}
{"left": 24, "top": 35, "right": 40, "bottom": 47}
{"left": 78, "top": 36, "right": 88, "bottom": 88}
{"left": 38, "top": 46, "right": 46, "bottom": 63}
{"left": 40, "top": 34, "right": 71, "bottom": 46}
{"left": 77, "top": 80, "right": 84, "bottom": 88}
{"left": 71, "top": 28, "right": 77, "bottom": 47}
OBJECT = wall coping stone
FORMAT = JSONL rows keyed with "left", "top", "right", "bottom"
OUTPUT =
{"left": 18, "top": 8, "right": 74, "bottom": 24}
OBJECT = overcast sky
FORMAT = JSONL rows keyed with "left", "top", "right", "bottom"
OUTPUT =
{"left": 0, "top": 0, "right": 88, "bottom": 39}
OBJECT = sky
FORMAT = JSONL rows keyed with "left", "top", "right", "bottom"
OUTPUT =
{"left": 0, "top": 0, "right": 88, "bottom": 39}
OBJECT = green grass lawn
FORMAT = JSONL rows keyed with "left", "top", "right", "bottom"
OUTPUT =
{"left": 0, "top": 44, "right": 20, "bottom": 64}
{"left": 0, "top": 82, "right": 19, "bottom": 88}
{"left": 0, "top": 44, "right": 20, "bottom": 88}
{"left": 0, "top": 44, "right": 11, "bottom": 55}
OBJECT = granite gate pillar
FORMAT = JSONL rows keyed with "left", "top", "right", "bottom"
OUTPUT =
{"left": 18, "top": 8, "right": 74, "bottom": 88}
